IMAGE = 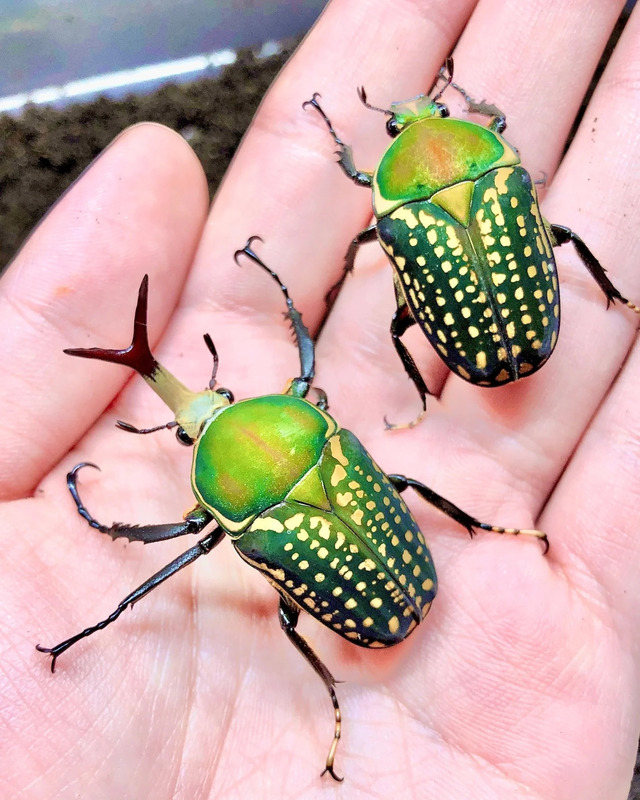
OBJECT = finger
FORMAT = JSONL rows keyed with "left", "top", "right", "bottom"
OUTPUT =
{"left": 173, "top": 0, "right": 483, "bottom": 331}
{"left": 0, "top": 124, "right": 209, "bottom": 501}
{"left": 318, "top": 3, "right": 637, "bottom": 516}
{"left": 121, "top": 0, "right": 485, "bottom": 409}
{"left": 544, "top": 319, "right": 640, "bottom": 628}
{"left": 452, "top": 0, "right": 627, "bottom": 175}
{"left": 439, "top": 5, "right": 640, "bottom": 511}
{"left": 536, "top": 8, "right": 640, "bottom": 583}
{"left": 312, "top": 0, "right": 627, "bottom": 417}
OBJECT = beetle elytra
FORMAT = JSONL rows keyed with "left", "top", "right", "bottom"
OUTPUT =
{"left": 304, "top": 58, "right": 640, "bottom": 427}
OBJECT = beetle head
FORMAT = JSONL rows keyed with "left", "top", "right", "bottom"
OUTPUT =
{"left": 386, "top": 94, "right": 449, "bottom": 135}
{"left": 362, "top": 56, "right": 454, "bottom": 136}
{"left": 358, "top": 87, "right": 450, "bottom": 139}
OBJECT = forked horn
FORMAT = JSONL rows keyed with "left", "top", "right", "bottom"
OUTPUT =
{"left": 64, "top": 275, "right": 159, "bottom": 379}
{"left": 63, "top": 276, "right": 225, "bottom": 437}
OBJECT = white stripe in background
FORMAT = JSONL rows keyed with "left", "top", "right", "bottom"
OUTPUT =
{"left": 0, "top": 44, "right": 281, "bottom": 114}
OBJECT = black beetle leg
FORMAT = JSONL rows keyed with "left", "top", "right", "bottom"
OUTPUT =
{"left": 384, "top": 289, "right": 430, "bottom": 430}
{"left": 448, "top": 81, "right": 507, "bottom": 134}
{"left": 36, "top": 526, "right": 225, "bottom": 672}
{"left": 549, "top": 224, "right": 640, "bottom": 316}
{"left": 234, "top": 238, "right": 316, "bottom": 397}
{"left": 388, "top": 474, "right": 549, "bottom": 554}
{"left": 430, "top": 55, "right": 454, "bottom": 98}
{"left": 68, "top": 463, "right": 213, "bottom": 544}
{"left": 302, "top": 93, "right": 373, "bottom": 188}
{"left": 322, "top": 224, "right": 378, "bottom": 327}
{"left": 302, "top": 93, "right": 345, "bottom": 146}
{"left": 278, "top": 597, "right": 343, "bottom": 782}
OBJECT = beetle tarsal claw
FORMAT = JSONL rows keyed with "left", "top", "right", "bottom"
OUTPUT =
{"left": 35, "top": 644, "right": 58, "bottom": 672}
{"left": 383, "top": 408, "right": 426, "bottom": 431}
{"left": 321, "top": 764, "right": 344, "bottom": 783}
{"left": 520, "top": 528, "right": 550, "bottom": 554}
{"left": 322, "top": 723, "right": 343, "bottom": 783}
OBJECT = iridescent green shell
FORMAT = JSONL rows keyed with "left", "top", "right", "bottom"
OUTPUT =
{"left": 234, "top": 428, "right": 437, "bottom": 648}
{"left": 191, "top": 395, "right": 337, "bottom": 532}
{"left": 373, "top": 118, "right": 560, "bottom": 385}
{"left": 373, "top": 117, "right": 520, "bottom": 217}
{"left": 191, "top": 395, "right": 436, "bottom": 647}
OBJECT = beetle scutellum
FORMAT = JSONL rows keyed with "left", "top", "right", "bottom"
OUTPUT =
{"left": 305, "top": 58, "right": 640, "bottom": 427}
{"left": 37, "top": 239, "right": 548, "bottom": 779}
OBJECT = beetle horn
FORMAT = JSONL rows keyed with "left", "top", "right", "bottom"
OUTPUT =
{"left": 64, "top": 275, "right": 159, "bottom": 380}
{"left": 64, "top": 276, "right": 223, "bottom": 436}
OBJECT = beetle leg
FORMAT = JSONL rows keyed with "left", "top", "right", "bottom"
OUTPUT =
{"left": 302, "top": 93, "right": 373, "bottom": 188}
{"left": 430, "top": 55, "right": 455, "bottom": 98}
{"left": 447, "top": 81, "right": 507, "bottom": 134}
{"left": 323, "top": 224, "right": 378, "bottom": 320}
{"left": 234, "top": 239, "right": 316, "bottom": 395}
{"left": 534, "top": 170, "right": 548, "bottom": 188}
{"left": 308, "top": 386, "right": 329, "bottom": 411}
{"left": 68, "top": 462, "right": 214, "bottom": 544}
{"left": 278, "top": 596, "right": 343, "bottom": 782}
{"left": 335, "top": 143, "right": 373, "bottom": 187}
{"left": 387, "top": 474, "right": 549, "bottom": 554}
{"left": 36, "top": 526, "right": 225, "bottom": 672}
{"left": 549, "top": 223, "right": 640, "bottom": 316}
{"left": 384, "top": 289, "right": 430, "bottom": 430}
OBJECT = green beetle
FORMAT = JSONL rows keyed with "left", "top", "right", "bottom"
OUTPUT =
{"left": 305, "top": 58, "right": 640, "bottom": 426}
{"left": 37, "top": 240, "right": 547, "bottom": 780}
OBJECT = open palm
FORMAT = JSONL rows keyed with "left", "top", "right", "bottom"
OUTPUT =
{"left": 2, "top": 1, "right": 640, "bottom": 798}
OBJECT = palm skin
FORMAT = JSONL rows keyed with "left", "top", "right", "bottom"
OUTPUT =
{"left": 2, "top": 0, "right": 640, "bottom": 798}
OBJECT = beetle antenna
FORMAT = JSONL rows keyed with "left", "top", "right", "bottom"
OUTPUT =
{"left": 234, "top": 238, "right": 315, "bottom": 388}
{"left": 64, "top": 275, "right": 159, "bottom": 379}
{"left": 431, "top": 56, "right": 454, "bottom": 102}
{"left": 357, "top": 86, "right": 391, "bottom": 116}
{"left": 203, "top": 334, "right": 219, "bottom": 389}
{"left": 116, "top": 420, "right": 178, "bottom": 435}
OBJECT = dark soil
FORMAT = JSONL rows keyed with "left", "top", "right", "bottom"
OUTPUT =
{"left": 0, "top": 42, "right": 295, "bottom": 271}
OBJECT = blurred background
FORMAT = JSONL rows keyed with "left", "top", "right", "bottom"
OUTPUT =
{"left": 0, "top": 0, "right": 327, "bottom": 108}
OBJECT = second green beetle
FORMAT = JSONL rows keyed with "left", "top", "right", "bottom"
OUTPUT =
{"left": 36, "top": 240, "right": 547, "bottom": 781}
{"left": 306, "top": 59, "right": 640, "bottom": 425}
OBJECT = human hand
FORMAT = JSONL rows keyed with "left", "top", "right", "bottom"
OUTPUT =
{"left": 2, "top": 1, "right": 639, "bottom": 798}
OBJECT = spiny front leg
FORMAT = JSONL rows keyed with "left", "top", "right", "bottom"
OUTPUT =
{"left": 234, "top": 238, "right": 316, "bottom": 397}
{"left": 68, "top": 462, "right": 213, "bottom": 544}
{"left": 302, "top": 93, "right": 373, "bottom": 187}
{"left": 447, "top": 79, "right": 507, "bottom": 133}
